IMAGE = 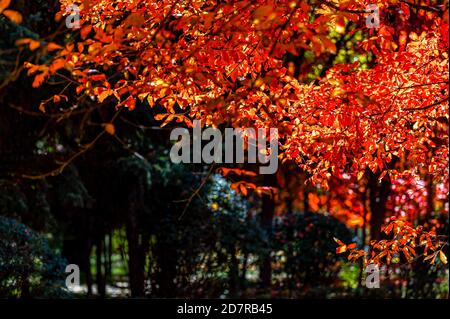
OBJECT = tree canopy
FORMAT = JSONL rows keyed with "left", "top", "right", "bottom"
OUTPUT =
{"left": 0, "top": 0, "right": 448, "bottom": 299}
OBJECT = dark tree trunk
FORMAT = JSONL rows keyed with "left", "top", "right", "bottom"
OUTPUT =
{"left": 126, "top": 215, "right": 146, "bottom": 297}
{"left": 155, "top": 242, "right": 177, "bottom": 297}
{"left": 259, "top": 174, "right": 276, "bottom": 289}
{"left": 105, "top": 231, "right": 113, "bottom": 284}
{"left": 96, "top": 239, "right": 106, "bottom": 298}
{"left": 358, "top": 186, "right": 369, "bottom": 286}
{"left": 228, "top": 245, "right": 239, "bottom": 297}
{"left": 241, "top": 252, "right": 248, "bottom": 288}
{"left": 85, "top": 240, "right": 93, "bottom": 297}
{"left": 368, "top": 171, "right": 391, "bottom": 240}
{"left": 20, "top": 278, "right": 30, "bottom": 299}
{"left": 303, "top": 186, "right": 309, "bottom": 213}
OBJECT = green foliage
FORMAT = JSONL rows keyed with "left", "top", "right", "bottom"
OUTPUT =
{"left": 116, "top": 156, "right": 152, "bottom": 190}
{"left": 0, "top": 180, "right": 28, "bottom": 217}
{"left": 0, "top": 216, "right": 70, "bottom": 298}
{"left": 140, "top": 170, "right": 268, "bottom": 297}
{"left": 272, "top": 211, "right": 353, "bottom": 296}
{"left": 207, "top": 174, "right": 267, "bottom": 256}
{"left": 52, "top": 165, "right": 93, "bottom": 209}
{"left": 338, "top": 263, "right": 360, "bottom": 289}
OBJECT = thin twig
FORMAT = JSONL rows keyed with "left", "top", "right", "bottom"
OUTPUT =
{"left": 20, "top": 110, "right": 122, "bottom": 179}
{"left": 178, "top": 164, "right": 215, "bottom": 220}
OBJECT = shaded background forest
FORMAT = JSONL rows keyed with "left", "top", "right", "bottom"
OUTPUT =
{"left": 1, "top": 0, "right": 448, "bottom": 298}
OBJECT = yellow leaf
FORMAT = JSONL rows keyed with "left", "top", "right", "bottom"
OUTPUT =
{"left": 147, "top": 95, "right": 155, "bottom": 107}
{"left": 336, "top": 245, "right": 347, "bottom": 254}
{"left": 357, "top": 171, "right": 364, "bottom": 181}
{"left": 161, "top": 114, "right": 174, "bottom": 127}
{"left": 335, "top": 15, "right": 346, "bottom": 34}
{"left": 331, "top": 87, "right": 343, "bottom": 97}
{"left": 439, "top": 251, "right": 447, "bottom": 264}
{"left": 3, "top": 9, "right": 22, "bottom": 24}
{"left": 98, "top": 90, "right": 112, "bottom": 103}
{"left": 409, "top": 32, "right": 418, "bottom": 41}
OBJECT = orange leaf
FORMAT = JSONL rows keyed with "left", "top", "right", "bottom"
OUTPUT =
{"left": 32, "top": 73, "right": 46, "bottom": 88}
{"left": 98, "top": 90, "right": 113, "bottom": 103}
{"left": 90, "top": 74, "right": 106, "bottom": 82}
{"left": 15, "top": 38, "right": 41, "bottom": 51}
{"left": 3, "top": 9, "right": 22, "bottom": 24}
{"left": 333, "top": 237, "right": 345, "bottom": 246}
{"left": 104, "top": 123, "right": 115, "bottom": 135}
{"left": 0, "top": 0, "right": 11, "bottom": 13}
{"left": 407, "top": 246, "right": 416, "bottom": 257}
{"left": 47, "top": 42, "right": 63, "bottom": 51}
{"left": 29, "top": 40, "right": 41, "bottom": 51}
{"left": 239, "top": 183, "right": 248, "bottom": 196}
{"left": 154, "top": 113, "right": 168, "bottom": 121}
{"left": 53, "top": 95, "right": 61, "bottom": 103}
{"left": 49, "top": 59, "right": 66, "bottom": 73}
{"left": 38, "top": 102, "right": 46, "bottom": 113}
{"left": 80, "top": 25, "right": 93, "bottom": 40}
{"left": 253, "top": 5, "right": 274, "bottom": 19}
{"left": 336, "top": 245, "right": 347, "bottom": 254}
{"left": 402, "top": 247, "right": 413, "bottom": 262}
{"left": 161, "top": 114, "right": 174, "bottom": 127}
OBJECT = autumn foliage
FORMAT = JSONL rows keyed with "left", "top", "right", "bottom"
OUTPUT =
{"left": 1, "top": 0, "right": 449, "bottom": 298}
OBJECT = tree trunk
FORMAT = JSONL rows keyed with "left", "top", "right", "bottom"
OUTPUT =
{"left": 105, "top": 231, "right": 112, "bottom": 284}
{"left": 241, "top": 252, "right": 248, "bottom": 287}
{"left": 95, "top": 238, "right": 106, "bottom": 298}
{"left": 358, "top": 186, "right": 368, "bottom": 287}
{"left": 228, "top": 245, "right": 239, "bottom": 297}
{"left": 368, "top": 172, "right": 391, "bottom": 240}
{"left": 155, "top": 242, "right": 177, "bottom": 297}
{"left": 126, "top": 217, "right": 146, "bottom": 297}
{"left": 86, "top": 239, "right": 93, "bottom": 297}
{"left": 259, "top": 176, "right": 276, "bottom": 289}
